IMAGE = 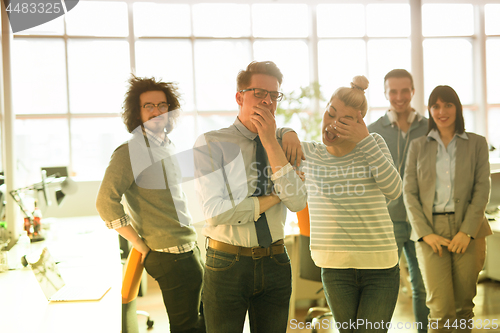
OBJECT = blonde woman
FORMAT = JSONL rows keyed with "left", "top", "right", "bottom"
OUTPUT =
{"left": 281, "top": 76, "right": 402, "bottom": 333}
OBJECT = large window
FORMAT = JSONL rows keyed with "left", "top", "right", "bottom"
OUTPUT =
{"left": 9, "top": 1, "right": 500, "bottom": 184}
{"left": 422, "top": 4, "right": 476, "bottom": 133}
{"left": 317, "top": 3, "right": 411, "bottom": 121}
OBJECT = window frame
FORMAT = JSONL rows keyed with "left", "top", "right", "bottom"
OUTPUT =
{"left": 5, "top": 0, "right": 499, "bottom": 181}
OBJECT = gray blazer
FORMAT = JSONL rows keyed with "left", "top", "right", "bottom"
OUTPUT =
{"left": 403, "top": 132, "right": 492, "bottom": 241}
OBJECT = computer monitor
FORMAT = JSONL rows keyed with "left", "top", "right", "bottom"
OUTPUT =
{"left": 486, "top": 169, "right": 500, "bottom": 214}
{"left": 41, "top": 166, "right": 68, "bottom": 178}
{"left": 39, "top": 167, "right": 70, "bottom": 207}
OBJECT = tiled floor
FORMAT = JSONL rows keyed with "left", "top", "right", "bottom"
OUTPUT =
{"left": 135, "top": 275, "right": 500, "bottom": 333}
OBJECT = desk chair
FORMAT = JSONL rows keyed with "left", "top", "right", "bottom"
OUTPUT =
{"left": 297, "top": 205, "right": 334, "bottom": 332}
{"left": 120, "top": 237, "right": 154, "bottom": 332}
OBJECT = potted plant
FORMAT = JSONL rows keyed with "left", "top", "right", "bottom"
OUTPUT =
{"left": 277, "top": 82, "right": 325, "bottom": 142}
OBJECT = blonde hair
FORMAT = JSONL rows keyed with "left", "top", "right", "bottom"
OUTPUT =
{"left": 330, "top": 75, "right": 369, "bottom": 117}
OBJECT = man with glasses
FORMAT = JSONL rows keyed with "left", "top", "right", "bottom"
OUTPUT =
{"left": 96, "top": 75, "right": 205, "bottom": 333}
{"left": 193, "top": 61, "right": 307, "bottom": 332}
{"left": 367, "top": 69, "right": 429, "bottom": 333}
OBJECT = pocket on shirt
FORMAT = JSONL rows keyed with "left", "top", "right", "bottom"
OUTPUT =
{"left": 205, "top": 248, "right": 237, "bottom": 271}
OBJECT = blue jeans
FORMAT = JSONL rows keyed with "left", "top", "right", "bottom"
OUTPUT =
{"left": 393, "top": 221, "right": 430, "bottom": 333}
{"left": 202, "top": 247, "right": 292, "bottom": 333}
{"left": 143, "top": 246, "right": 205, "bottom": 333}
{"left": 322, "top": 265, "right": 400, "bottom": 333}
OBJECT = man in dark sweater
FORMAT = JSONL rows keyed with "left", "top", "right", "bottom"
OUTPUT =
{"left": 367, "top": 69, "right": 429, "bottom": 333}
{"left": 96, "top": 76, "right": 204, "bottom": 333}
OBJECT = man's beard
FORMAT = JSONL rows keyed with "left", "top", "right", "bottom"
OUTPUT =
{"left": 164, "top": 109, "right": 180, "bottom": 134}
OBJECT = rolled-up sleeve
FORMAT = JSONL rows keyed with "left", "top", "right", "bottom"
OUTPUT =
{"left": 272, "top": 162, "right": 307, "bottom": 212}
{"left": 96, "top": 144, "right": 135, "bottom": 229}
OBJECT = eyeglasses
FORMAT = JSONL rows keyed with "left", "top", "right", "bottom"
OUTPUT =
{"left": 239, "top": 88, "right": 284, "bottom": 102}
{"left": 142, "top": 102, "right": 170, "bottom": 113}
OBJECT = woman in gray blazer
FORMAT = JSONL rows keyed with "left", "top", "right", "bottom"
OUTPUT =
{"left": 403, "top": 85, "right": 492, "bottom": 333}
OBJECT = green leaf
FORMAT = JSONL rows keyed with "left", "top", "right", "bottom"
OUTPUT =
{"left": 277, "top": 81, "right": 325, "bottom": 141}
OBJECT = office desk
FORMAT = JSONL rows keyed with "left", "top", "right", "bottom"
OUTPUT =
{"left": 0, "top": 216, "right": 122, "bottom": 333}
{"left": 483, "top": 218, "right": 500, "bottom": 281}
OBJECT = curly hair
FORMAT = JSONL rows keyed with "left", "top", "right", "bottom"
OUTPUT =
{"left": 122, "top": 75, "right": 181, "bottom": 134}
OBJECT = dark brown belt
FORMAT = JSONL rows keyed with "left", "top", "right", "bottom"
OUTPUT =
{"left": 207, "top": 238, "right": 285, "bottom": 257}
{"left": 433, "top": 212, "right": 455, "bottom": 215}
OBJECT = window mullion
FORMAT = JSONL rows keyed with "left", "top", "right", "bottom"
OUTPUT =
{"left": 309, "top": 4, "right": 320, "bottom": 113}
{"left": 189, "top": 5, "right": 200, "bottom": 137}
{"left": 410, "top": 0, "right": 425, "bottom": 115}
{"left": 473, "top": 3, "right": 488, "bottom": 137}
{"left": 127, "top": 2, "right": 136, "bottom": 74}
{"left": 63, "top": 17, "right": 73, "bottom": 177}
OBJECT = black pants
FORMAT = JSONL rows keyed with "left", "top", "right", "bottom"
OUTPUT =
{"left": 143, "top": 245, "right": 205, "bottom": 333}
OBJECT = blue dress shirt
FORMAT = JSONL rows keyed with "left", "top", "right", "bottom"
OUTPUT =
{"left": 427, "top": 129, "right": 468, "bottom": 213}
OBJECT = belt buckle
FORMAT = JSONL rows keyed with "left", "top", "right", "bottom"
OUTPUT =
{"left": 251, "top": 247, "right": 265, "bottom": 259}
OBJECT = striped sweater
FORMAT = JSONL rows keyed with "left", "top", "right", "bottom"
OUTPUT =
{"left": 302, "top": 133, "right": 401, "bottom": 269}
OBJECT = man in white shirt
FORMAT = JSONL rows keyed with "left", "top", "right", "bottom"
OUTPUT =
{"left": 194, "top": 61, "right": 307, "bottom": 333}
